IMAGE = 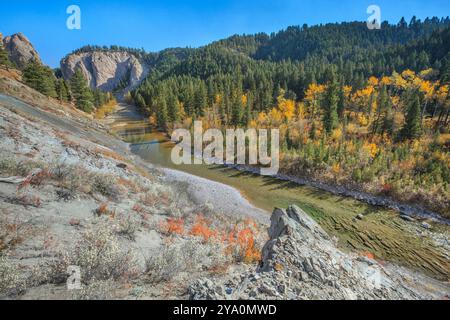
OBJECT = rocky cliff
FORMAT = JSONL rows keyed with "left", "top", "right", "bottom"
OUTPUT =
{"left": 189, "top": 205, "right": 447, "bottom": 300}
{"left": 60, "top": 51, "right": 150, "bottom": 93}
{"left": 1, "top": 32, "right": 42, "bottom": 68}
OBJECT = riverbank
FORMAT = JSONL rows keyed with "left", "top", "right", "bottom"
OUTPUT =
{"left": 110, "top": 118, "right": 450, "bottom": 281}
{"left": 134, "top": 125, "right": 449, "bottom": 225}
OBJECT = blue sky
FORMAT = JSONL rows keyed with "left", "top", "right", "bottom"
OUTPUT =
{"left": 1, "top": 0, "right": 449, "bottom": 67}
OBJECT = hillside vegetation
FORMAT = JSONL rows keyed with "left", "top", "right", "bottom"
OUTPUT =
{"left": 129, "top": 19, "right": 450, "bottom": 217}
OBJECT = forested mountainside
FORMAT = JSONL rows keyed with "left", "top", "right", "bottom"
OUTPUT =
{"left": 130, "top": 18, "right": 450, "bottom": 217}
{"left": 133, "top": 19, "right": 450, "bottom": 113}
{"left": 2, "top": 18, "right": 449, "bottom": 216}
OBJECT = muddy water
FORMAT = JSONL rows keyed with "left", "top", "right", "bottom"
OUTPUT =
{"left": 112, "top": 119, "right": 450, "bottom": 281}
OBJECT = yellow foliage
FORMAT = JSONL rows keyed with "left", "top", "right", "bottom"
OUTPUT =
{"left": 278, "top": 98, "right": 296, "bottom": 121}
{"left": 94, "top": 99, "right": 117, "bottom": 119}
{"left": 331, "top": 128, "right": 342, "bottom": 141}
{"left": 363, "top": 142, "right": 379, "bottom": 159}
{"left": 149, "top": 114, "right": 157, "bottom": 126}
{"left": 214, "top": 94, "right": 222, "bottom": 105}
{"left": 436, "top": 133, "right": 450, "bottom": 146}
{"left": 419, "top": 80, "right": 435, "bottom": 100}
{"left": 380, "top": 76, "right": 392, "bottom": 86}
{"left": 257, "top": 112, "right": 268, "bottom": 125}
{"left": 361, "top": 86, "right": 374, "bottom": 97}
{"left": 390, "top": 95, "right": 401, "bottom": 108}
{"left": 436, "top": 85, "right": 449, "bottom": 104}
{"left": 182, "top": 117, "right": 192, "bottom": 129}
{"left": 358, "top": 114, "right": 369, "bottom": 127}
{"left": 297, "top": 102, "right": 306, "bottom": 120}
{"left": 269, "top": 108, "right": 283, "bottom": 125}
{"left": 391, "top": 72, "right": 408, "bottom": 89}
{"left": 343, "top": 86, "right": 352, "bottom": 97}
{"left": 331, "top": 163, "right": 341, "bottom": 174}
{"left": 419, "top": 68, "right": 436, "bottom": 79}
{"left": 433, "top": 151, "right": 447, "bottom": 162}
{"left": 368, "top": 76, "right": 379, "bottom": 87}
{"left": 241, "top": 94, "right": 248, "bottom": 106}
{"left": 305, "top": 83, "right": 326, "bottom": 103}
{"left": 346, "top": 140, "right": 356, "bottom": 153}
{"left": 288, "top": 126, "right": 301, "bottom": 142}
{"left": 346, "top": 123, "right": 357, "bottom": 135}
{"left": 401, "top": 69, "right": 416, "bottom": 80}
{"left": 411, "top": 139, "right": 421, "bottom": 152}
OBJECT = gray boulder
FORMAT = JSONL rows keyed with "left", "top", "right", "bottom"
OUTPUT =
{"left": 189, "top": 205, "right": 436, "bottom": 300}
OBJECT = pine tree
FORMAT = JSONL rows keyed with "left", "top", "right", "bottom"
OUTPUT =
{"left": 22, "top": 62, "right": 57, "bottom": 98}
{"left": 372, "top": 85, "right": 389, "bottom": 135}
{"left": 156, "top": 95, "right": 168, "bottom": 129}
{"left": 70, "top": 69, "right": 94, "bottom": 113}
{"left": 93, "top": 89, "right": 108, "bottom": 108}
{"left": 22, "top": 62, "right": 41, "bottom": 91}
{"left": 56, "top": 79, "right": 71, "bottom": 102}
{"left": 0, "top": 42, "right": 11, "bottom": 67}
{"left": 382, "top": 100, "right": 394, "bottom": 136}
{"left": 242, "top": 92, "right": 253, "bottom": 126}
{"left": 167, "top": 92, "right": 180, "bottom": 122}
{"left": 230, "top": 95, "right": 243, "bottom": 127}
{"left": 323, "top": 69, "right": 339, "bottom": 134}
{"left": 193, "top": 83, "right": 207, "bottom": 117}
{"left": 134, "top": 93, "right": 146, "bottom": 110}
{"left": 337, "top": 83, "right": 345, "bottom": 119}
{"left": 219, "top": 94, "right": 227, "bottom": 125}
{"left": 401, "top": 94, "right": 422, "bottom": 140}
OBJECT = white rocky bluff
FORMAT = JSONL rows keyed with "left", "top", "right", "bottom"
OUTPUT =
{"left": 1, "top": 32, "right": 42, "bottom": 68}
{"left": 60, "top": 51, "right": 149, "bottom": 93}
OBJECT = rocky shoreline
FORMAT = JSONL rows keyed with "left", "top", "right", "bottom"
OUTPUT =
{"left": 230, "top": 164, "right": 450, "bottom": 225}
{"left": 168, "top": 133, "right": 449, "bottom": 225}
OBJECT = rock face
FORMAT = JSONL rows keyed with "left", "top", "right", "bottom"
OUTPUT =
{"left": 2, "top": 33, "right": 42, "bottom": 68}
{"left": 60, "top": 51, "right": 149, "bottom": 93}
{"left": 189, "top": 205, "right": 437, "bottom": 300}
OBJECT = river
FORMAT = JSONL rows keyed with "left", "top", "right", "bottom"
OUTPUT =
{"left": 109, "top": 109, "right": 449, "bottom": 281}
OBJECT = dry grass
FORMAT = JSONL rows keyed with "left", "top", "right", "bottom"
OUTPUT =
{"left": 0, "top": 213, "right": 34, "bottom": 252}
{"left": 94, "top": 203, "right": 116, "bottom": 218}
{"left": 115, "top": 214, "right": 140, "bottom": 241}
{"left": 0, "top": 254, "right": 25, "bottom": 297}
{"left": 94, "top": 147, "right": 125, "bottom": 162}
{"left": 6, "top": 195, "right": 42, "bottom": 208}
{"left": 0, "top": 158, "right": 45, "bottom": 177}
{"left": 94, "top": 100, "right": 118, "bottom": 119}
{"left": 91, "top": 174, "right": 121, "bottom": 200}
{"left": 116, "top": 177, "right": 142, "bottom": 194}
{"left": 31, "top": 224, "right": 138, "bottom": 287}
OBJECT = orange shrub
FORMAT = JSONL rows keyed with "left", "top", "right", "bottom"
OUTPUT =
{"left": 95, "top": 203, "right": 115, "bottom": 218}
{"left": 235, "top": 227, "right": 261, "bottom": 264}
{"left": 222, "top": 219, "right": 262, "bottom": 264}
{"left": 162, "top": 218, "right": 185, "bottom": 235}
{"left": 189, "top": 214, "right": 218, "bottom": 242}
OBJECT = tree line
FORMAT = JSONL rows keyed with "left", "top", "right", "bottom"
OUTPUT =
{"left": 131, "top": 18, "right": 449, "bottom": 134}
